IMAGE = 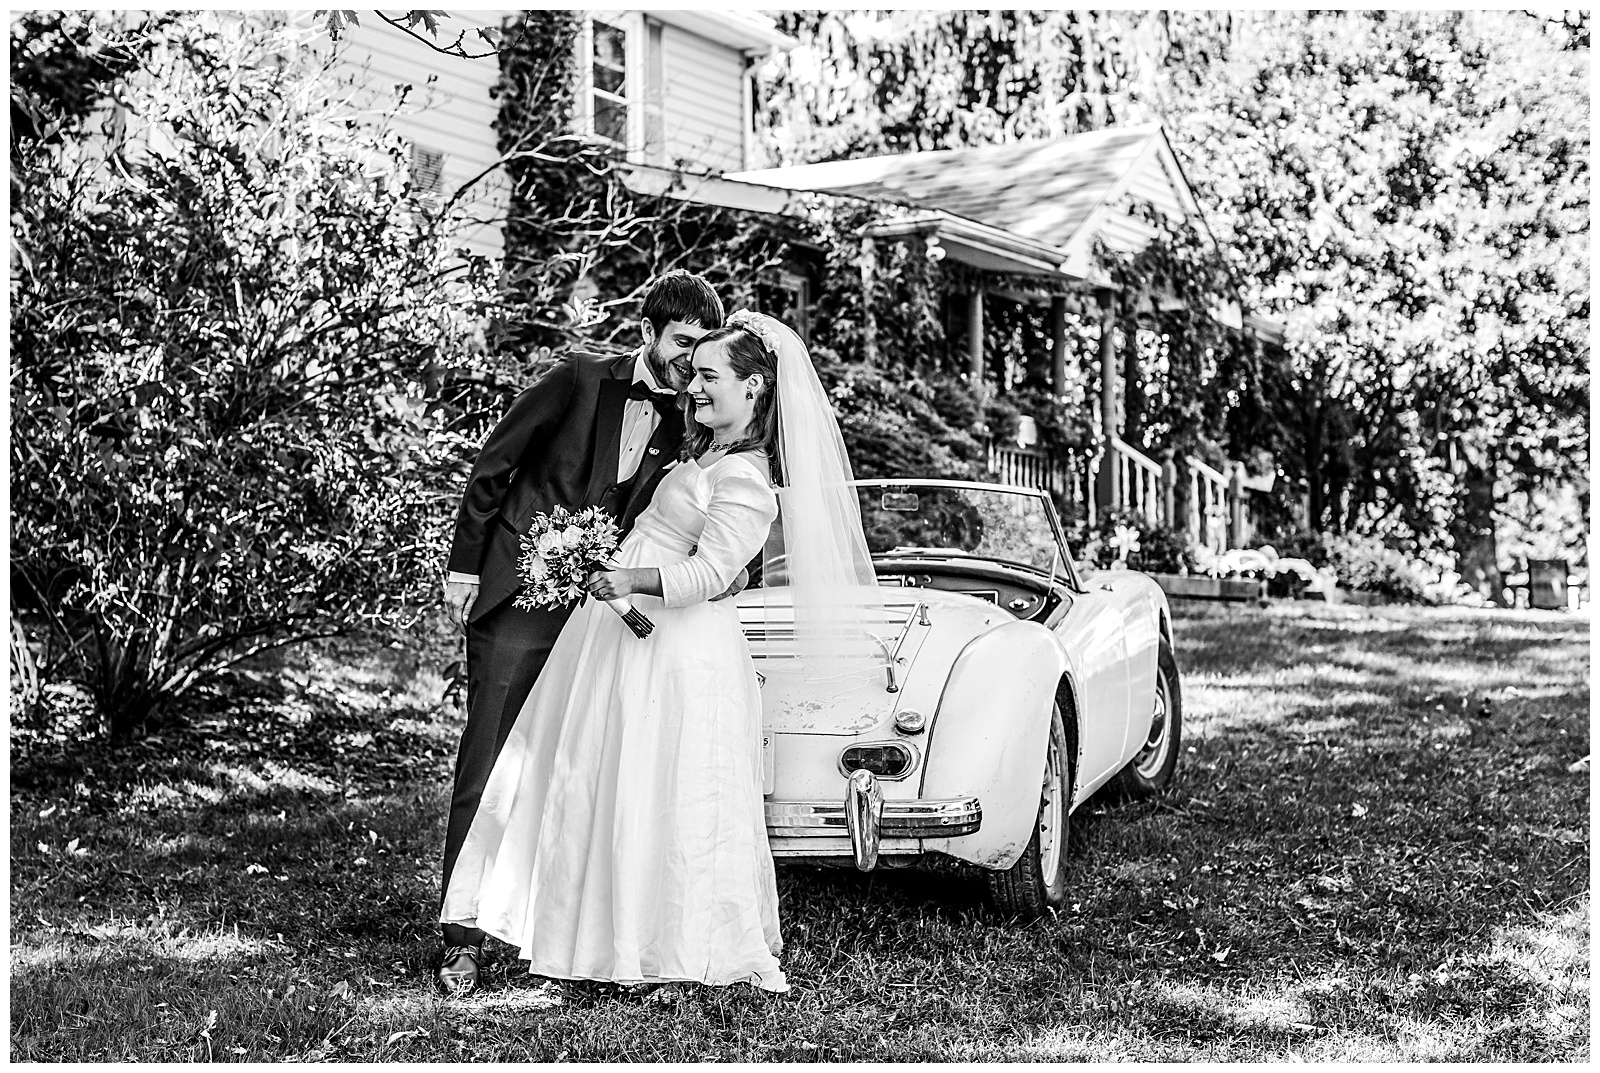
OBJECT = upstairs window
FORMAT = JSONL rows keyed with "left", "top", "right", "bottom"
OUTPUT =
{"left": 410, "top": 143, "right": 445, "bottom": 199}
{"left": 590, "top": 19, "right": 629, "bottom": 145}
{"left": 578, "top": 13, "right": 643, "bottom": 152}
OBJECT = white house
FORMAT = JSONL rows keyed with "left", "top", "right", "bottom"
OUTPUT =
{"left": 322, "top": 9, "right": 798, "bottom": 261}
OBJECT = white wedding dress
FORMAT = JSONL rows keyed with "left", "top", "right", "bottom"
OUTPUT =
{"left": 440, "top": 451, "right": 787, "bottom": 992}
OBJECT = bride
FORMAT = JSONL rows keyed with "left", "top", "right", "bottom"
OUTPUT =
{"left": 439, "top": 310, "right": 875, "bottom": 994}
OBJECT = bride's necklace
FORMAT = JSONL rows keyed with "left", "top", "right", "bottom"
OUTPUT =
{"left": 709, "top": 439, "right": 742, "bottom": 452}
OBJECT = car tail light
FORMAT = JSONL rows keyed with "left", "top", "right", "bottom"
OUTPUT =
{"left": 893, "top": 707, "right": 927, "bottom": 734}
{"left": 840, "top": 742, "right": 915, "bottom": 779}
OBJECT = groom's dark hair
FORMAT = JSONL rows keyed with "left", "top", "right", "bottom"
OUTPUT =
{"left": 641, "top": 270, "right": 724, "bottom": 335}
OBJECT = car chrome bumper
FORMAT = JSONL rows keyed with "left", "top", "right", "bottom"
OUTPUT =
{"left": 764, "top": 795, "right": 981, "bottom": 843}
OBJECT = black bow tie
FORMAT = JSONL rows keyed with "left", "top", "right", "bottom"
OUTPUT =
{"left": 628, "top": 380, "right": 677, "bottom": 410}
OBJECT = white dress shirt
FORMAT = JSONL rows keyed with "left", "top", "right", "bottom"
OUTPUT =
{"left": 447, "top": 352, "right": 665, "bottom": 589}
{"left": 617, "top": 351, "right": 666, "bottom": 485}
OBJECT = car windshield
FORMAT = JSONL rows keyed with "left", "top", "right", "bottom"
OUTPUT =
{"left": 855, "top": 483, "right": 1066, "bottom": 574}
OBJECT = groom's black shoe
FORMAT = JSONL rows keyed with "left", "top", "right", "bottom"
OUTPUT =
{"left": 436, "top": 944, "right": 483, "bottom": 997}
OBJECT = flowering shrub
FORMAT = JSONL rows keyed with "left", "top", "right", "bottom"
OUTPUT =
{"left": 1322, "top": 534, "right": 1438, "bottom": 603}
{"left": 10, "top": 14, "right": 499, "bottom": 738}
{"left": 1075, "top": 509, "right": 1198, "bottom": 575}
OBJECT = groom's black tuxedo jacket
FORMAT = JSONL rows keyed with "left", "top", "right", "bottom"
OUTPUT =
{"left": 448, "top": 350, "right": 685, "bottom": 624}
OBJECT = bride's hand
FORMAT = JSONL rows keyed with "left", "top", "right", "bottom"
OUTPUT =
{"left": 585, "top": 568, "right": 634, "bottom": 601}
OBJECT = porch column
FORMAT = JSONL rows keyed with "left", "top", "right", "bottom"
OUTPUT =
{"left": 1161, "top": 456, "right": 1178, "bottom": 530}
{"left": 1050, "top": 294, "right": 1068, "bottom": 397}
{"left": 967, "top": 287, "right": 985, "bottom": 385}
{"left": 1229, "top": 461, "right": 1247, "bottom": 549}
{"left": 1095, "top": 288, "right": 1120, "bottom": 513}
{"left": 858, "top": 237, "right": 879, "bottom": 365}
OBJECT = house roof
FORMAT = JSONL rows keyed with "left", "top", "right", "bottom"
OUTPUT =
{"left": 728, "top": 124, "right": 1196, "bottom": 258}
{"left": 727, "top": 124, "right": 1285, "bottom": 339}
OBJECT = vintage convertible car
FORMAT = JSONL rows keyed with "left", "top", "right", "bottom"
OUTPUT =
{"left": 733, "top": 478, "right": 1182, "bottom": 918}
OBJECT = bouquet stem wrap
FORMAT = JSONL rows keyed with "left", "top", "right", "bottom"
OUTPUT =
{"left": 592, "top": 562, "right": 655, "bottom": 639}
{"left": 513, "top": 506, "right": 654, "bottom": 639}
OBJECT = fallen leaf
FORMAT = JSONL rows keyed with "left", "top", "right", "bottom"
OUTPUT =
{"left": 245, "top": 863, "right": 268, "bottom": 874}
{"left": 38, "top": 805, "right": 56, "bottom": 818}
{"left": 1350, "top": 803, "right": 1368, "bottom": 818}
{"left": 329, "top": 981, "right": 349, "bottom": 999}
{"left": 1211, "top": 947, "right": 1232, "bottom": 963}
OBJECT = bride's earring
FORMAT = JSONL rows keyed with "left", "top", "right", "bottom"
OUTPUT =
{"left": 746, "top": 389, "right": 754, "bottom": 400}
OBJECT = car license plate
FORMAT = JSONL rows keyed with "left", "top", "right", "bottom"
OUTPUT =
{"left": 761, "top": 733, "right": 775, "bottom": 796}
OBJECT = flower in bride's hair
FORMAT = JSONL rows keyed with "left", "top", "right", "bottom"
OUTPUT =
{"left": 726, "top": 309, "right": 781, "bottom": 357}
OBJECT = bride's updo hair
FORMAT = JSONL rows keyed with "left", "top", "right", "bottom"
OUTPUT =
{"left": 680, "top": 323, "right": 784, "bottom": 485}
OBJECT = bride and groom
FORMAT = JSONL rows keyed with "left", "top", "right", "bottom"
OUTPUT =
{"left": 437, "top": 270, "right": 869, "bottom": 997}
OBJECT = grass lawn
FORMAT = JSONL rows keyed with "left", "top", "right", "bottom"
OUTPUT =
{"left": 10, "top": 601, "right": 1590, "bottom": 1061}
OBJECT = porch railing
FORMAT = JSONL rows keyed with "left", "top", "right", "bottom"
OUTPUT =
{"left": 1187, "top": 456, "right": 1230, "bottom": 555}
{"left": 986, "top": 437, "right": 1265, "bottom": 555}
{"left": 985, "top": 442, "right": 1094, "bottom": 524}
{"left": 1111, "top": 436, "right": 1163, "bottom": 528}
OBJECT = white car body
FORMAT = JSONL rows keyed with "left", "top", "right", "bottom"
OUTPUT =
{"left": 734, "top": 479, "right": 1179, "bottom": 888}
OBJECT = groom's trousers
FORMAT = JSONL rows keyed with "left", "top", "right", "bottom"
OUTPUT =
{"left": 438, "top": 596, "right": 575, "bottom": 912}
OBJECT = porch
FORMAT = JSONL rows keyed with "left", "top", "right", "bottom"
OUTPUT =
{"left": 729, "top": 125, "right": 1287, "bottom": 551}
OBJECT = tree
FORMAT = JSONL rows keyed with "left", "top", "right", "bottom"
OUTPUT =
{"left": 1161, "top": 11, "right": 1588, "bottom": 595}
{"left": 10, "top": 12, "right": 498, "bottom": 738}
{"left": 758, "top": 11, "right": 1230, "bottom": 164}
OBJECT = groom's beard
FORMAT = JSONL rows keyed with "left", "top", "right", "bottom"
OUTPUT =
{"left": 643, "top": 339, "right": 681, "bottom": 392}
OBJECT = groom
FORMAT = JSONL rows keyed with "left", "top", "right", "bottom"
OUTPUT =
{"left": 436, "top": 270, "right": 724, "bottom": 994}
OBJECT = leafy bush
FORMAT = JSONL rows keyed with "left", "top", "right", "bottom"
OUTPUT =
{"left": 813, "top": 348, "right": 985, "bottom": 480}
{"left": 1321, "top": 533, "right": 1437, "bottom": 603}
{"left": 10, "top": 14, "right": 497, "bottom": 738}
{"left": 1075, "top": 508, "right": 1197, "bottom": 575}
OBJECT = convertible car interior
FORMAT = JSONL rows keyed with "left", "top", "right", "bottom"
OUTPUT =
{"left": 872, "top": 559, "right": 1068, "bottom": 624}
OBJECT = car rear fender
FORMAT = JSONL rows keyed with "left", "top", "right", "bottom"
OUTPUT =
{"left": 919, "top": 620, "right": 1068, "bottom": 870}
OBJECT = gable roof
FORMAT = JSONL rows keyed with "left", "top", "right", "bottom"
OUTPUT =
{"left": 728, "top": 124, "right": 1201, "bottom": 264}
{"left": 727, "top": 124, "right": 1284, "bottom": 342}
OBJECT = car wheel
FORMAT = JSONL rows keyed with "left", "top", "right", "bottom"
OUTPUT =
{"left": 985, "top": 703, "right": 1070, "bottom": 919}
{"left": 1109, "top": 638, "right": 1183, "bottom": 800}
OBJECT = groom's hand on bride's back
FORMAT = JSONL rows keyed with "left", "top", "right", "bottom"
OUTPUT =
{"left": 710, "top": 567, "right": 749, "bottom": 603}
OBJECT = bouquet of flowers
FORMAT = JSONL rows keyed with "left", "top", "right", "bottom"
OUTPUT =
{"left": 513, "top": 505, "right": 654, "bottom": 638}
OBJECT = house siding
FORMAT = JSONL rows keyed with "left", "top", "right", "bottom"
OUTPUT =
{"left": 1127, "top": 156, "right": 1188, "bottom": 221}
{"left": 659, "top": 23, "right": 748, "bottom": 174}
{"left": 320, "top": 11, "right": 513, "bottom": 260}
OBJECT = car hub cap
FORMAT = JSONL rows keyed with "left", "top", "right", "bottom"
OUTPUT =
{"left": 1134, "top": 672, "right": 1171, "bottom": 779}
{"left": 1039, "top": 736, "right": 1063, "bottom": 880}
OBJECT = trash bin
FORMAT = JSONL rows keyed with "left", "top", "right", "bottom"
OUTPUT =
{"left": 1528, "top": 559, "right": 1569, "bottom": 610}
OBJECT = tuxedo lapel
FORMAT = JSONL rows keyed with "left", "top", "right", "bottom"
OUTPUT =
{"left": 621, "top": 403, "right": 685, "bottom": 520}
{"left": 636, "top": 404, "right": 684, "bottom": 486}
{"left": 584, "top": 376, "right": 629, "bottom": 506}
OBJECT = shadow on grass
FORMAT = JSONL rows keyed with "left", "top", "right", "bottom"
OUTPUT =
{"left": 10, "top": 604, "right": 1590, "bottom": 1061}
